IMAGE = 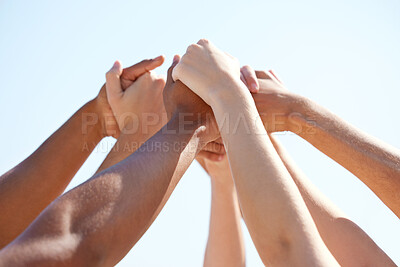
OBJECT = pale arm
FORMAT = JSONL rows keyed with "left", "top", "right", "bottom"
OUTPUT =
{"left": 269, "top": 134, "right": 396, "bottom": 266}
{"left": 212, "top": 89, "right": 337, "bottom": 266}
{"left": 173, "top": 39, "right": 338, "bottom": 266}
{"left": 197, "top": 158, "right": 245, "bottom": 267}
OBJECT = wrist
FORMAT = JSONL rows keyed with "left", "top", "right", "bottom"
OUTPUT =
{"left": 285, "top": 94, "right": 316, "bottom": 134}
{"left": 211, "top": 177, "right": 237, "bottom": 198}
{"left": 91, "top": 96, "right": 120, "bottom": 138}
{"left": 208, "top": 78, "right": 252, "bottom": 109}
{"left": 81, "top": 99, "right": 105, "bottom": 142}
{"left": 211, "top": 175, "right": 235, "bottom": 189}
{"left": 166, "top": 112, "right": 209, "bottom": 151}
{"left": 169, "top": 109, "right": 214, "bottom": 146}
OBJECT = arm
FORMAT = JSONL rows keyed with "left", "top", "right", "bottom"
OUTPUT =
{"left": 0, "top": 57, "right": 219, "bottom": 266}
{"left": 290, "top": 96, "right": 400, "bottom": 217}
{"left": 0, "top": 115, "right": 204, "bottom": 266}
{"left": 0, "top": 56, "right": 165, "bottom": 248}
{"left": 96, "top": 60, "right": 167, "bottom": 173}
{"left": 250, "top": 69, "right": 400, "bottom": 218}
{"left": 197, "top": 156, "right": 245, "bottom": 267}
{"left": 173, "top": 39, "right": 338, "bottom": 266}
{"left": 269, "top": 134, "right": 396, "bottom": 266}
{"left": 0, "top": 93, "right": 108, "bottom": 248}
{"left": 96, "top": 59, "right": 224, "bottom": 174}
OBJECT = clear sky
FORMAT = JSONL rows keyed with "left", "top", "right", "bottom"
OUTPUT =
{"left": 0, "top": 0, "right": 399, "bottom": 265}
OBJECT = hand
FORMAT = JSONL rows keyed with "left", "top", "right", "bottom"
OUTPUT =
{"left": 163, "top": 55, "right": 220, "bottom": 145}
{"left": 94, "top": 86, "right": 120, "bottom": 138}
{"left": 105, "top": 57, "right": 167, "bottom": 135}
{"left": 197, "top": 138, "right": 233, "bottom": 183}
{"left": 241, "top": 66, "right": 301, "bottom": 132}
{"left": 172, "top": 39, "right": 251, "bottom": 106}
{"left": 94, "top": 56, "right": 165, "bottom": 138}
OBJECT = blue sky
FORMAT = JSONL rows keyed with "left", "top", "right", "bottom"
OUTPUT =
{"left": 0, "top": 0, "right": 399, "bottom": 265}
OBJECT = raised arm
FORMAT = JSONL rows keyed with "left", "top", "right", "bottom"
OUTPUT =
{"left": 96, "top": 59, "right": 224, "bottom": 174}
{"left": 269, "top": 134, "right": 395, "bottom": 266}
{"left": 95, "top": 59, "right": 167, "bottom": 173}
{"left": 173, "top": 39, "right": 338, "bottom": 266}
{"left": 249, "top": 69, "right": 400, "bottom": 218}
{"left": 197, "top": 153, "right": 245, "bottom": 267}
{"left": 0, "top": 56, "right": 165, "bottom": 248}
{"left": 0, "top": 57, "right": 220, "bottom": 266}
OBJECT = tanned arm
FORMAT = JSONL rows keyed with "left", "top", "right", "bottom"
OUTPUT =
{"left": 0, "top": 57, "right": 219, "bottom": 266}
{"left": 0, "top": 56, "right": 165, "bottom": 248}
{"left": 250, "top": 69, "right": 400, "bottom": 218}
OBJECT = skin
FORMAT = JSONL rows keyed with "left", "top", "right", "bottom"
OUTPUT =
{"left": 0, "top": 57, "right": 220, "bottom": 266}
{"left": 246, "top": 68, "right": 400, "bottom": 219}
{"left": 268, "top": 134, "right": 395, "bottom": 266}
{"left": 97, "top": 58, "right": 225, "bottom": 174}
{"left": 239, "top": 68, "right": 396, "bottom": 265}
{"left": 96, "top": 59, "right": 167, "bottom": 173}
{"left": 174, "top": 39, "right": 338, "bottom": 266}
{"left": 0, "top": 56, "right": 165, "bottom": 249}
{"left": 0, "top": 100, "right": 104, "bottom": 249}
{"left": 199, "top": 96, "right": 395, "bottom": 266}
{"left": 197, "top": 154, "right": 245, "bottom": 267}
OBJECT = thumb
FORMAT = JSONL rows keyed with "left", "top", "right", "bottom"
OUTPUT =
{"left": 166, "top": 55, "right": 180, "bottom": 86}
{"left": 106, "top": 60, "right": 123, "bottom": 99}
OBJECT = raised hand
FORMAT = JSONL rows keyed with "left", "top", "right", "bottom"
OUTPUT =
{"left": 240, "top": 66, "right": 303, "bottom": 132}
{"left": 172, "top": 39, "right": 251, "bottom": 107}
{"left": 163, "top": 55, "right": 220, "bottom": 144}
{"left": 105, "top": 57, "right": 167, "bottom": 136}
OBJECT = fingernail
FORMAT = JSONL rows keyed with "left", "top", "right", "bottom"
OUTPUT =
{"left": 111, "top": 60, "right": 120, "bottom": 71}
{"left": 218, "top": 155, "right": 224, "bottom": 161}
{"left": 251, "top": 82, "right": 258, "bottom": 91}
{"left": 154, "top": 55, "right": 164, "bottom": 61}
{"left": 173, "top": 55, "right": 179, "bottom": 64}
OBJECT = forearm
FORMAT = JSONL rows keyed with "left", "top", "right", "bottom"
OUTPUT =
{"left": 269, "top": 135, "right": 396, "bottom": 266}
{"left": 95, "top": 124, "right": 157, "bottom": 174}
{"left": 0, "top": 99, "right": 104, "bottom": 247}
{"left": 204, "top": 178, "right": 245, "bottom": 267}
{"left": 0, "top": 115, "right": 205, "bottom": 266}
{"left": 211, "top": 88, "right": 337, "bottom": 265}
{"left": 289, "top": 96, "right": 400, "bottom": 217}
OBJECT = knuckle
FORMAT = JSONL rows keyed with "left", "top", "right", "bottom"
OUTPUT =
{"left": 156, "top": 78, "right": 166, "bottom": 87}
{"left": 197, "top": 38, "right": 209, "bottom": 45}
{"left": 242, "top": 65, "right": 252, "bottom": 71}
{"left": 140, "top": 59, "right": 152, "bottom": 64}
{"left": 186, "top": 44, "right": 198, "bottom": 53}
{"left": 142, "top": 72, "right": 152, "bottom": 81}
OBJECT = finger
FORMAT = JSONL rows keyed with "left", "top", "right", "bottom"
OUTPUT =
{"left": 197, "top": 150, "right": 225, "bottom": 162}
{"left": 197, "top": 38, "right": 211, "bottom": 46}
{"left": 202, "top": 142, "right": 225, "bottom": 155}
{"left": 255, "top": 70, "right": 271, "bottom": 79}
{"left": 105, "top": 60, "right": 123, "bottom": 98}
{"left": 269, "top": 69, "right": 284, "bottom": 84}
{"left": 241, "top": 65, "right": 259, "bottom": 93}
{"left": 214, "top": 137, "right": 223, "bottom": 145}
{"left": 167, "top": 55, "right": 180, "bottom": 86}
{"left": 240, "top": 72, "right": 248, "bottom": 87}
{"left": 121, "top": 55, "right": 165, "bottom": 81}
{"left": 196, "top": 157, "right": 208, "bottom": 173}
